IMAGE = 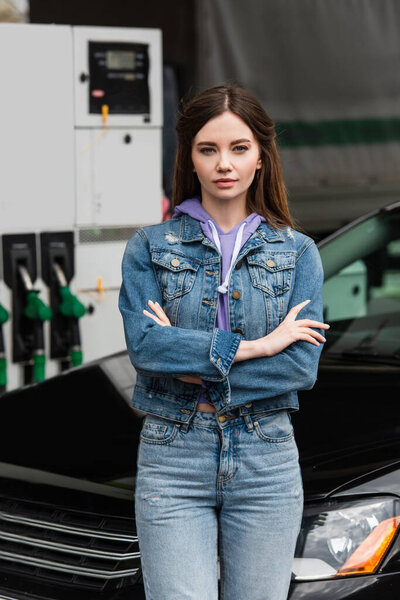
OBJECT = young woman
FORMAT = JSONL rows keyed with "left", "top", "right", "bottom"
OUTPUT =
{"left": 119, "top": 84, "right": 329, "bottom": 600}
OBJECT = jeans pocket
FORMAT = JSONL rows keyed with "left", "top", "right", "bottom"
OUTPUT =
{"left": 253, "top": 410, "right": 294, "bottom": 443}
{"left": 140, "top": 414, "right": 180, "bottom": 445}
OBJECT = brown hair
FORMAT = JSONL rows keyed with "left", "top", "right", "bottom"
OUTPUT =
{"left": 172, "top": 84, "right": 295, "bottom": 230}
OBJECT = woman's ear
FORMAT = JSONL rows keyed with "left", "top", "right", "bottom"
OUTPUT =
{"left": 256, "top": 158, "right": 262, "bottom": 170}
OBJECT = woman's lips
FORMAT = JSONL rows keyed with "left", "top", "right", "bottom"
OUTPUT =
{"left": 214, "top": 179, "right": 237, "bottom": 188}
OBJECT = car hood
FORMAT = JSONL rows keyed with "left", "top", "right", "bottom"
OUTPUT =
{"left": 300, "top": 437, "right": 400, "bottom": 498}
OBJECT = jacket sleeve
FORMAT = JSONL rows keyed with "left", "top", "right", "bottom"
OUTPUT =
{"left": 225, "top": 240, "right": 325, "bottom": 400}
{"left": 118, "top": 229, "right": 241, "bottom": 381}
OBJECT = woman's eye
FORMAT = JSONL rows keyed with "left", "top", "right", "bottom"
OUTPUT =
{"left": 200, "top": 147, "right": 215, "bottom": 154}
{"left": 199, "top": 146, "right": 248, "bottom": 154}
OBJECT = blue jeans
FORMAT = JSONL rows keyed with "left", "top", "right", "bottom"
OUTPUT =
{"left": 134, "top": 409, "right": 303, "bottom": 600}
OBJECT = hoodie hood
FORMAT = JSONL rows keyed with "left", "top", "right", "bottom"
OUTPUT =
{"left": 172, "top": 197, "right": 265, "bottom": 294}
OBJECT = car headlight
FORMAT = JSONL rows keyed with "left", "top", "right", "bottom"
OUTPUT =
{"left": 292, "top": 496, "right": 400, "bottom": 581}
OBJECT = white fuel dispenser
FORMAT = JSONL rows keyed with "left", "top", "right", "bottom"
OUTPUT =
{"left": 0, "top": 23, "right": 163, "bottom": 391}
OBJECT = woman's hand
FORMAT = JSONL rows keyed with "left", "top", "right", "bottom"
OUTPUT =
{"left": 143, "top": 300, "right": 203, "bottom": 385}
{"left": 234, "top": 300, "right": 330, "bottom": 362}
{"left": 143, "top": 300, "right": 171, "bottom": 326}
{"left": 261, "top": 299, "right": 329, "bottom": 356}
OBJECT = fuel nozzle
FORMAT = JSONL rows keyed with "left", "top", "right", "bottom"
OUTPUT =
{"left": 59, "top": 286, "right": 86, "bottom": 319}
{"left": 0, "top": 303, "right": 9, "bottom": 326}
{"left": 53, "top": 263, "right": 86, "bottom": 367}
{"left": 24, "top": 290, "right": 53, "bottom": 322}
{"left": 0, "top": 302, "right": 9, "bottom": 390}
{"left": 19, "top": 265, "right": 52, "bottom": 382}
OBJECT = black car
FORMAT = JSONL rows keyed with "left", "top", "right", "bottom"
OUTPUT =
{"left": 0, "top": 202, "right": 400, "bottom": 600}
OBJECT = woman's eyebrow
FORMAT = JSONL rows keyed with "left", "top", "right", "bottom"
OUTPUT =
{"left": 196, "top": 138, "right": 252, "bottom": 146}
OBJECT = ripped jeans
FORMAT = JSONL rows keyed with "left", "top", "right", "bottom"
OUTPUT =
{"left": 134, "top": 409, "right": 303, "bottom": 600}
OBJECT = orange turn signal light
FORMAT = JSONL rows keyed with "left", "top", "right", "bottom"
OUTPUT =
{"left": 337, "top": 516, "right": 400, "bottom": 576}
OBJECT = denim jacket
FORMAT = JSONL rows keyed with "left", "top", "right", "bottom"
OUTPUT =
{"left": 118, "top": 214, "right": 324, "bottom": 423}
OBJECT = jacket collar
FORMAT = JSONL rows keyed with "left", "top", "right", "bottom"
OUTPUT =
{"left": 179, "top": 213, "right": 286, "bottom": 245}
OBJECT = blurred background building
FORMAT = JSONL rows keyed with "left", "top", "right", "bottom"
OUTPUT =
{"left": 17, "top": 0, "right": 400, "bottom": 239}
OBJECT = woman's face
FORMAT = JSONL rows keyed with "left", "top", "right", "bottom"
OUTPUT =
{"left": 191, "top": 111, "right": 262, "bottom": 207}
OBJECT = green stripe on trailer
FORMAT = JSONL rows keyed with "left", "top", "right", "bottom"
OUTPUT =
{"left": 276, "top": 117, "right": 400, "bottom": 148}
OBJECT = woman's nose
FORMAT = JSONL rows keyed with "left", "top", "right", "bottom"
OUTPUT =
{"left": 216, "top": 154, "right": 232, "bottom": 172}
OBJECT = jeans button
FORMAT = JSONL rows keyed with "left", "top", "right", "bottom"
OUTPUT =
{"left": 244, "top": 402, "right": 252, "bottom": 408}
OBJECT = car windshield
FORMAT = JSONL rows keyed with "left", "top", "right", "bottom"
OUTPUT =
{"left": 318, "top": 207, "right": 400, "bottom": 363}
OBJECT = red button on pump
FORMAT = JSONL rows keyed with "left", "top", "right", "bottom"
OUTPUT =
{"left": 92, "top": 89, "right": 105, "bottom": 98}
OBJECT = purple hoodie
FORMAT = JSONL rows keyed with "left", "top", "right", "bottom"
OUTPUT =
{"left": 172, "top": 197, "right": 266, "bottom": 404}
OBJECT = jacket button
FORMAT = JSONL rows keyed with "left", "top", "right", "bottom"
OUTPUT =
{"left": 266, "top": 258, "right": 275, "bottom": 267}
{"left": 235, "top": 261, "right": 242, "bottom": 270}
{"left": 179, "top": 408, "right": 191, "bottom": 414}
{"left": 218, "top": 415, "right": 227, "bottom": 423}
{"left": 233, "top": 328, "right": 243, "bottom": 335}
{"left": 232, "top": 290, "right": 241, "bottom": 299}
{"left": 171, "top": 258, "right": 180, "bottom": 267}
{"left": 244, "top": 402, "right": 252, "bottom": 408}
{"left": 217, "top": 357, "right": 221, "bottom": 366}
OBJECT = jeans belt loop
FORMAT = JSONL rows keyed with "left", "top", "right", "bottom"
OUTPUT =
{"left": 243, "top": 414, "right": 254, "bottom": 432}
{"left": 180, "top": 421, "right": 190, "bottom": 433}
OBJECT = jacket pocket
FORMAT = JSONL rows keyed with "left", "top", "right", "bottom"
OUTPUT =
{"left": 151, "top": 251, "right": 199, "bottom": 300}
{"left": 246, "top": 251, "right": 296, "bottom": 297}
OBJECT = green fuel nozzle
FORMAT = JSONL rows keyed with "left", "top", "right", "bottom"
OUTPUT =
{"left": 59, "top": 286, "right": 86, "bottom": 319}
{"left": 0, "top": 303, "right": 9, "bottom": 325}
{"left": 0, "top": 356, "right": 6, "bottom": 387}
{"left": 70, "top": 348, "right": 83, "bottom": 367}
{"left": 0, "top": 304, "right": 9, "bottom": 389}
{"left": 33, "top": 352, "right": 46, "bottom": 382}
{"left": 24, "top": 290, "right": 53, "bottom": 322}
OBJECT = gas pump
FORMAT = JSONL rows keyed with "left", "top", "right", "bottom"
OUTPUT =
{"left": 2, "top": 234, "right": 52, "bottom": 385}
{"left": 40, "top": 232, "right": 86, "bottom": 371}
{"left": 0, "top": 24, "right": 163, "bottom": 391}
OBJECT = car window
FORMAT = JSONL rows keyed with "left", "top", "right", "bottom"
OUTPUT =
{"left": 319, "top": 209, "right": 400, "bottom": 362}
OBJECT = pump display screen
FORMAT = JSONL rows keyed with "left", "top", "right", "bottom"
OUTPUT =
{"left": 106, "top": 50, "right": 136, "bottom": 71}
{"left": 89, "top": 41, "right": 150, "bottom": 116}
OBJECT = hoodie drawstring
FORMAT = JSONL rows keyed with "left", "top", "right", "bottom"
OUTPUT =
{"left": 208, "top": 220, "right": 246, "bottom": 294}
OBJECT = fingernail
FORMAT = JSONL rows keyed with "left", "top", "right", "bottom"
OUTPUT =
{"left": 148, "top": 300, "right": 154, "bottom": 304}
{"left": 155, "top": 301, "right": 160, "bottom": 306}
